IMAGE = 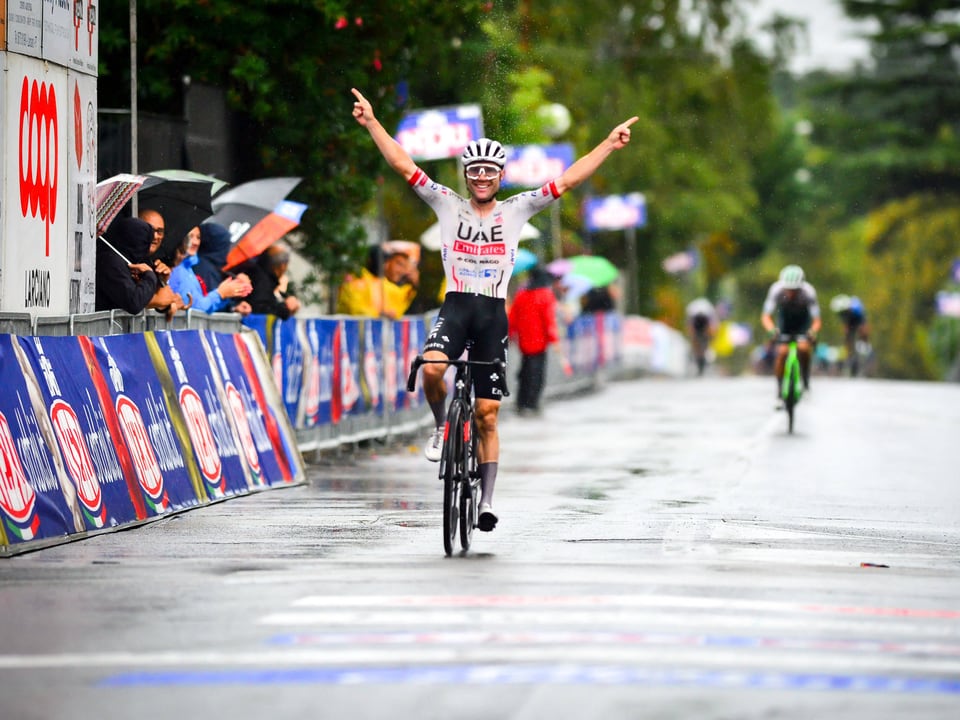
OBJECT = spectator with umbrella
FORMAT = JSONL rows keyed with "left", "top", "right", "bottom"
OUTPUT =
{"left": 168, "top": 225, "right": 252, "bottom": 314}
{"left": 237, "top": 240, "right": 301, "bottom": 319}
{"left": 135, "top": 207, "right": 188, "bottom": 316}
{"left": 95, "top": 217, "right": 161, "bottom": 314}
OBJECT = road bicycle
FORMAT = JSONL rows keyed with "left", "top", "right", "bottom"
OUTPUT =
{"left": 406, "top": 354, "right": 507, "bottom": 556}
{"left": 777, "top": 333, "right": 807, "bottom": 434}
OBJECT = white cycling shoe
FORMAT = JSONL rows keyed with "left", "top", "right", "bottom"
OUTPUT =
{"left": 424, "top": 428, "right": 443, "bottom": 462}
{"left": 478, "top": 503, "right": 498, "bottom": 532}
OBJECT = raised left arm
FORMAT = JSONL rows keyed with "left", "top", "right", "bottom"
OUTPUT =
{"left": 554, "top": 116, "right": 638, "bottom": 195}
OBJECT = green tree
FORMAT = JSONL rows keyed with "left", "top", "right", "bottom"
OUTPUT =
{"left": 782, "top": 0, "right": 960, "bottom": 378}
{"left": 98, "top": 0, "right": 490, "bottom": 283}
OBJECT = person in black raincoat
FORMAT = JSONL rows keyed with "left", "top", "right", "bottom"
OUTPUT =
{"left": 95, "top": 217, "right": 159, "bottom": 313}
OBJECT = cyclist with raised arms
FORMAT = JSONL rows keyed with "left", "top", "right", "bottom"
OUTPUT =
{"left": 760, "top": 264, "right": 822, "bottom": 402}
{"left": 351, "top": 87, "right": 637, "bottom": 532}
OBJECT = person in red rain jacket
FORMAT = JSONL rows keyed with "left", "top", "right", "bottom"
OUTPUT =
{"left": 508, "top": 266, "right": 560, "bottom": 416}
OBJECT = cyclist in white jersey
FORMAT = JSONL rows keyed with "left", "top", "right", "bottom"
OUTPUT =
{"left": 352, "top": 87, "right": 637, "bottom": 532}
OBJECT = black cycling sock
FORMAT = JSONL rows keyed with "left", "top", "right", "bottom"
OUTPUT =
{"left": 479, "top": 462, "right": 497, "bottom": 506}
{"left": 429, "top": 398, "right": 446, "bottom": 429}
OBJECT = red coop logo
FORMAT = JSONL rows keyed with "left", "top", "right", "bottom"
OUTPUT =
{"left": 19, "top": 77, "right": 59, "bottom": 257}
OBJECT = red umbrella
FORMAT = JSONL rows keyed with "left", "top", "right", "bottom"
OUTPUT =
{"left": 222, "top": 200, "right": 308, "bottom": 269}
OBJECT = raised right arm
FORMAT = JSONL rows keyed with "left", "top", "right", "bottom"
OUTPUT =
{"left": 351, "top": 88, "right": 418, "bottom": 182}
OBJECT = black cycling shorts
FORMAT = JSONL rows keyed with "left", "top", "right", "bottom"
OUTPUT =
{"left": 424, "top": 292, "right": 509, "bottom": 401}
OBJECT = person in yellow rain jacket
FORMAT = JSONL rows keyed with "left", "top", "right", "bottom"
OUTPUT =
{"left": 337, "top": 244, "right": 419, "bottom": 319}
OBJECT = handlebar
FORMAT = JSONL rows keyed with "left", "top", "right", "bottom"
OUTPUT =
{"left": 405, "top": 354, "right": 508, "bottom": 393}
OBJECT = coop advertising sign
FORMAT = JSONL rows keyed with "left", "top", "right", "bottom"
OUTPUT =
{"left": 1, "top": 54, "right": 96, "bottom": 314}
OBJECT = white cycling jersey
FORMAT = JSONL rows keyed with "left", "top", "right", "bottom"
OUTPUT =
{"left": 409, "top": 168, "right": 560, "bottom": 298}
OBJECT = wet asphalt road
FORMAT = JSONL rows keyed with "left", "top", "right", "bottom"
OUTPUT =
{"left": 1, "top": 375, "right": 959, "bottom": 719}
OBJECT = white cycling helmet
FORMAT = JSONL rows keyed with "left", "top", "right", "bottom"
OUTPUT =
{"left": 779, "top": 264, "right": 805, "bottom": 289}
{"left": 461, "top": 138, "right": 507, "bottom": 168}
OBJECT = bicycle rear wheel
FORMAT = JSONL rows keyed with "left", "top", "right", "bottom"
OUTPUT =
{"left": 785, "top": 386, "right": 796, "bottom": 433}
{"left": 459, "top": 415, "right": 479, "bottom": 551}
{"left": 441, "top": 401, "right": 464, "bottom": 556}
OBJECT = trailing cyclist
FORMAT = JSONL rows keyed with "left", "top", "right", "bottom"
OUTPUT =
{"left": 831, "top": 294, "right": 870, "bottom": 376}
{"left": 351, "top": 87, "right": 637, "bottom": 532}
{"left": 760, "top": 265, "right": 822, "bottom": 404}
{"left": 684, "top": 297, "right": 718, "bottom": 376}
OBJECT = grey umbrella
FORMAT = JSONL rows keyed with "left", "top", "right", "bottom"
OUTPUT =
{"left": 207, "top": 177, "right": 302, "bottom": 243}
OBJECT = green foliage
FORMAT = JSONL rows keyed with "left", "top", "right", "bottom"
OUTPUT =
{"left": 857, "top": 195, "right": 960, "bottom": 379}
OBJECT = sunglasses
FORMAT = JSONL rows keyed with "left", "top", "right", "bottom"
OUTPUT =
{"left": 465, "top": 164, "right": 502, "bottom": 181}
{"left": 150, "top": 226, "right": 165, "bottom": 236}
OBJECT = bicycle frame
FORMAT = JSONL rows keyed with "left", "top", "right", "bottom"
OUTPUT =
{"left": 777, "top": 334, "right": 805, "bottom": 433}
{"left": 407, "top": 354, "right": 506, "bottom": 556}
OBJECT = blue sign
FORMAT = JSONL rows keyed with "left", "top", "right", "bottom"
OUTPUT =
{"left": 583, "top": 193, "right": 647, "bottom": 231}
{"left": 502, "top": 144, "right": 575, "bottom": 188}
{"left": 395, "top": 105, "right": 484, "bottom": 162}
{"left": 952, "top": 259, "right": 960, "bottom": 284}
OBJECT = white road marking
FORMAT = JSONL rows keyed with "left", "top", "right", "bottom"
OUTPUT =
{"left": 258, "top": 609, "right": 960, "bottom": 638}
{"left": 3, "top": 645, "right": 960, "bottom": 675}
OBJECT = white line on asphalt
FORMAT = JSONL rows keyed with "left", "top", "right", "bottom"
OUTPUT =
{"left": 257, "top": 609, "right": 960, "bottom": 638}
{"left": 2, "top": 646, "right": 960, "bottom": 674}
{"left": 289, "top": 594, "right": 960, "bottom": 619}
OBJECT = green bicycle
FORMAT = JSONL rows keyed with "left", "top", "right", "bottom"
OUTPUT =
{"left": 777, "top": 333, "right": 806, "bottom": 434}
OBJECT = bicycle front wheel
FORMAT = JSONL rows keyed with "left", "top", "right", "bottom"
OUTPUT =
{"left": 459, "top": 415, "right": 479, "bottom": 551}
{"left": 441, "top": 401, "right": 465, "bottom": 556}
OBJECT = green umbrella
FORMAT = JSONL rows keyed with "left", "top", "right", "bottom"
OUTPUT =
{"left": 566, "top": 254, "right": 619, "bottom": 287}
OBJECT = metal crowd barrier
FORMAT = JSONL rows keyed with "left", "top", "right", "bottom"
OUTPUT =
{"left": 2, "top": 309, "right": 244, "bottom": 337}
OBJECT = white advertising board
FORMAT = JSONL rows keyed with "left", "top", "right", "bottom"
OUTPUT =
{"left": 42, "top": 0, "right": 98, "bottom": 76}
{"left": 0, "top": 51, "right": 5, "bottom": 303}
{"left": 68, "top": 70, "right": 97, "bottom": 313}
{"left": 5, "top": 0, "right": 42, "bottom": 58}
{"left": 2, "top": 53, "right": 73, "bottom": 314}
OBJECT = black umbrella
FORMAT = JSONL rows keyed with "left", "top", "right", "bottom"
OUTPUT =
{"left": 138, "top": 175, "right": 218, "bottom": 263}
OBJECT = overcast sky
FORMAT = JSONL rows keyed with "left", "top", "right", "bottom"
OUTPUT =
{"left": 744, "top": 0, "right": 876, "bottom": 73}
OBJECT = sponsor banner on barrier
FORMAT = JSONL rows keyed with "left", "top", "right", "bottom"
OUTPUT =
{"left": 305, "top": 318, "right": 339, "bottom": 428}
{"left": 392, "top": 318, "right": 414, "bottom": 411}
{"left": 89, "top": 334, "right": 202, "bottom": 513}
{"left": 567, "top": 314, "right": 600, "bottom": 375}
{"left": 0, "top": 335, "right": 78, "bottom": 545}
{"left": 206, "top": 331, "right": 295, "bottom": 487}
{"left": 150, "top": 331, "right": 252, "bottom": 499}
{"left": 339, "top": 319, "right": 363, "bottom": 417}
{"left": 16, "top": 335, "right": 138, "bottom": 530}
{"left": 236, "top": 331, "right": 304, "bottom": 481}
{"left": 359, "top": 319, "right": 384, "bottom": 416}
{"left": 278, "top": 318, "right": 306, "bottom": 427}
